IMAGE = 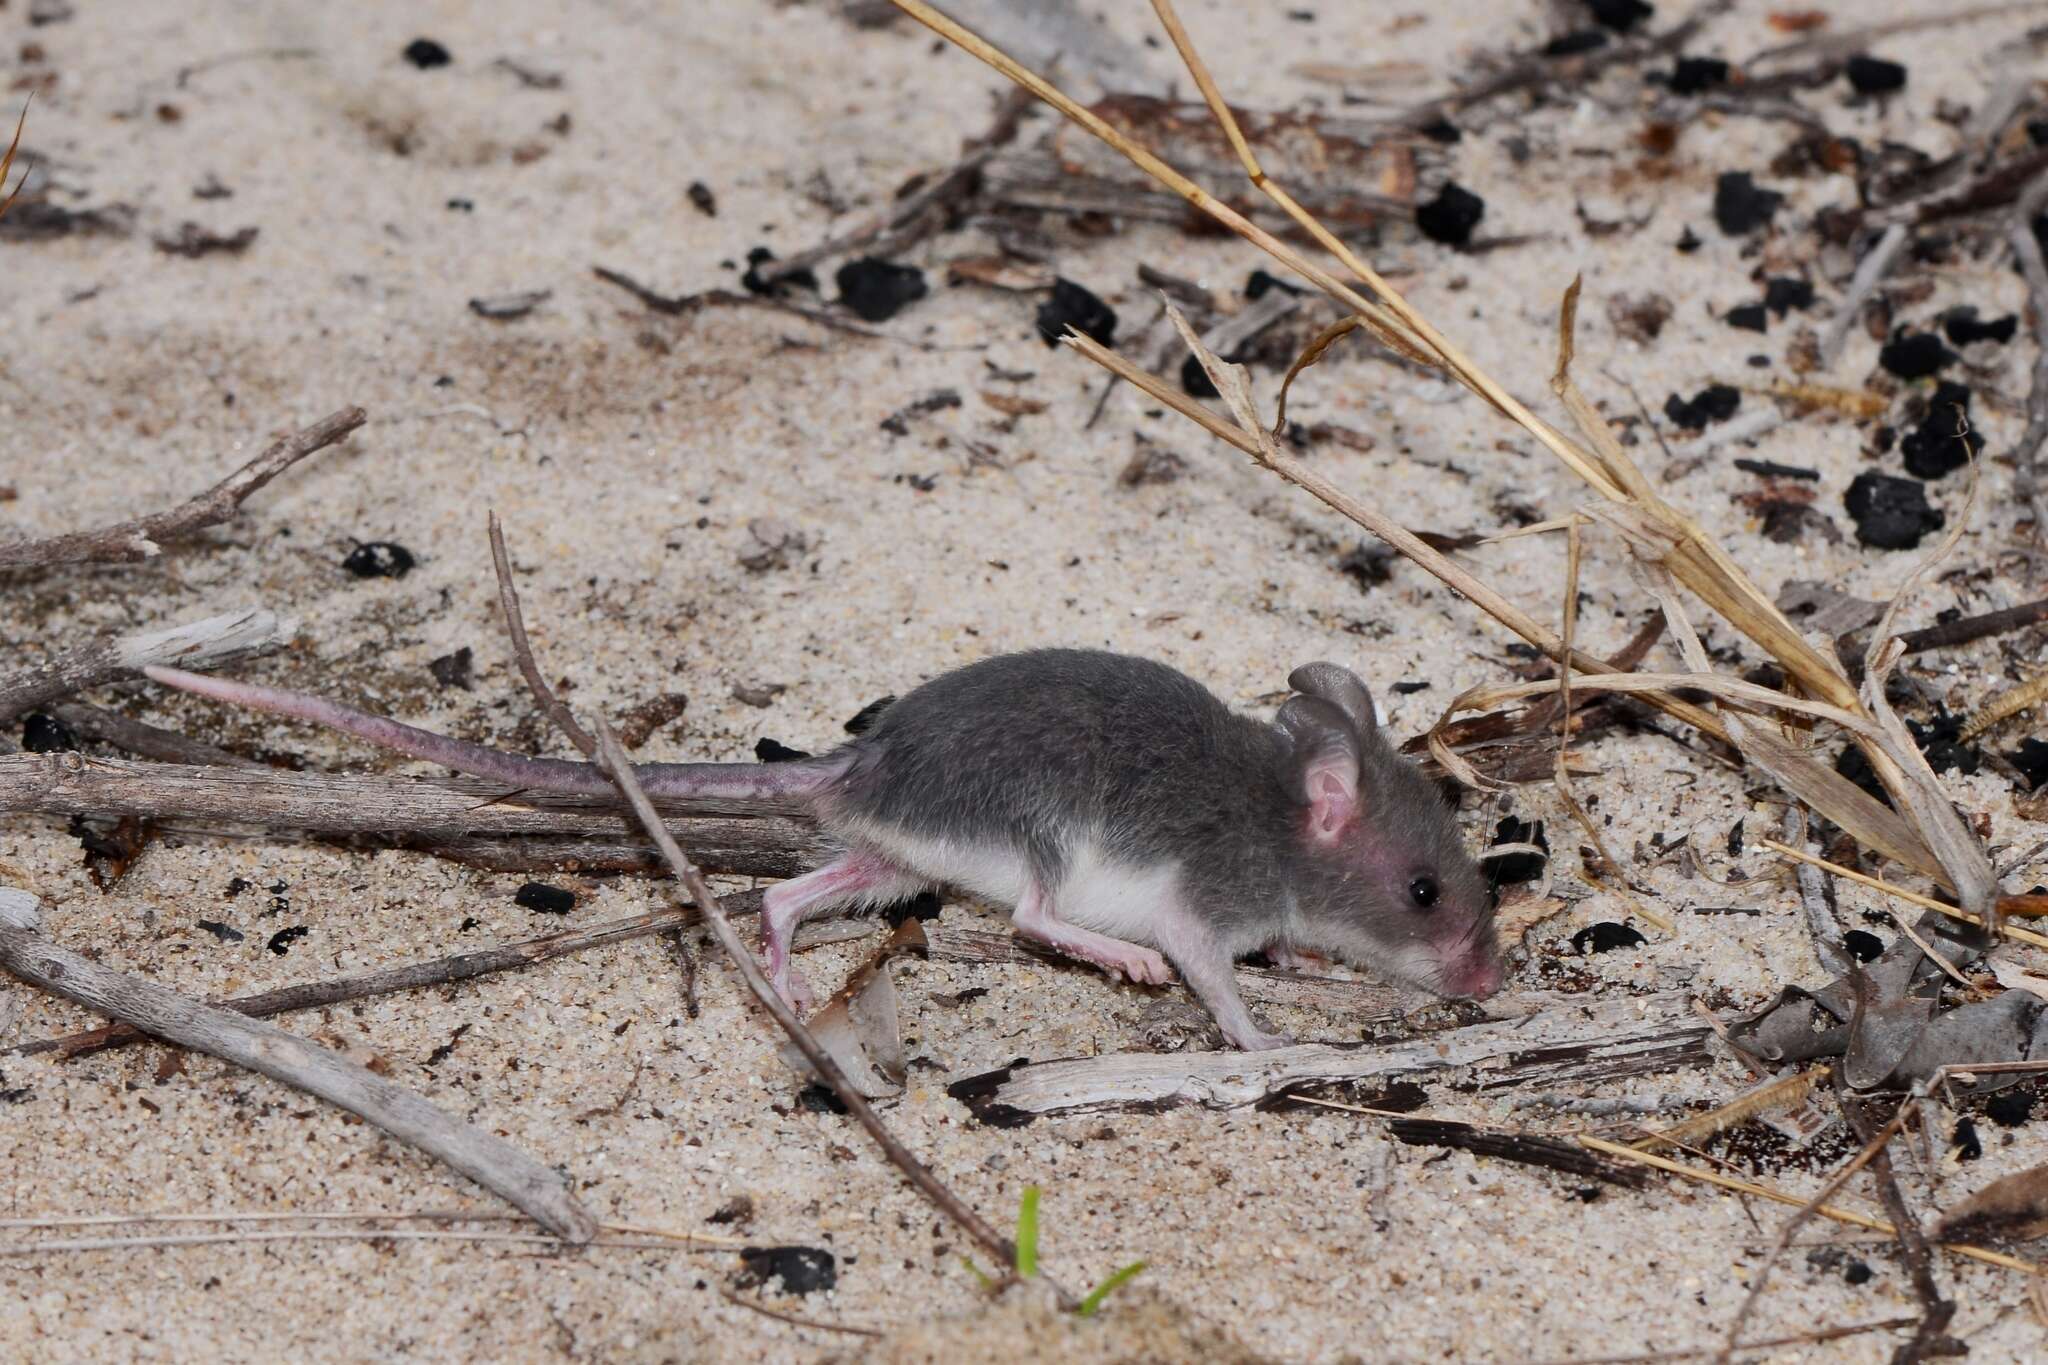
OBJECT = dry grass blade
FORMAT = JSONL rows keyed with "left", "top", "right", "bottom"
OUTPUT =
{"left": 1633, "top": 1069, "right": 1826, "bottom": 1152}
{"left": 1577, "top": 1137, "right": 2040, "bottom": 1276}
{"left": 1759, "top": 840, "right": 2048, "bottom": 950}
{"left": 0, "top": 96, "right": 27, "bottom": 222}
{"left": 1272, "top": 314, "right": 1431, "bottom": 435}
{"left": 1062, "top": 328, "right": 1726, "bottom": 746}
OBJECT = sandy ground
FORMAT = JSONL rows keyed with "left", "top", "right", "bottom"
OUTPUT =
{"left": 4, "top": 0, "right": 2048, "bottom": 1360}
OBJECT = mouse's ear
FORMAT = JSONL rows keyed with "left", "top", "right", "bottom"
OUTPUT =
{"left": 1277, "top": 695, "right": 1363, "bottom": 842}
{"left": 1287, "top": 662, "right": 1380, "bottom": 743}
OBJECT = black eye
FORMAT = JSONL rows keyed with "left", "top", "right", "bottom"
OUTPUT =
{"left": 1409, "top": 877, "right": 1439, "bottom": 909}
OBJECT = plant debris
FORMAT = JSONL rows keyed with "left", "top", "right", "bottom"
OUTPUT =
{"left": 468, "top": 289, "right": 551, "bottom": 320}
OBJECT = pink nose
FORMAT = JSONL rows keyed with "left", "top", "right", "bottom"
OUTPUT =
{"left": 1452, "top": 958, "right": 1504, "bottom": 1000}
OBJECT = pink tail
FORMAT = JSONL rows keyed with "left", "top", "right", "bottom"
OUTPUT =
{"left": 144, "top": 666, "right": 840, "bottom": 809}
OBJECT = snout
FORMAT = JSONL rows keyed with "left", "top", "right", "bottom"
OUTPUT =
{"left": 1445, "top": 955, "right": 1504, "bottom": 1001}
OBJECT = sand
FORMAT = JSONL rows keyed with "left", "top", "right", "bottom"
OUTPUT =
{"left": 4, "top": 0, "right": 2048, "bottom": 1359}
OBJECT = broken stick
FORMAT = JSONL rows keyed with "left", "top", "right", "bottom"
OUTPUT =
{"left": 0, "top": 888, "right": 595, "bottom": 1242}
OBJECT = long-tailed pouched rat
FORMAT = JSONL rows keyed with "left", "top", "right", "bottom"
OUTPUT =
{"left": 147, "top": 649, "right": 1503, "bottom": 1050}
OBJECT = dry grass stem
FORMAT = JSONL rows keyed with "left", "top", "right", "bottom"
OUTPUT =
{"left": 1759, "top": 840, "right": 2048, "bottom": 949}
{"left": 1577, "top": 1137, "right": 2040, "bottom": 1276}
{"left": 1633, "top": 1069, "right": 1827, "bottom": 1152}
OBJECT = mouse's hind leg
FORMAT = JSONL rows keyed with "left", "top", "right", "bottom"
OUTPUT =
{"left": 761, "top": 850, "right": 924, "bottom": 1013}
{"left": 1011, "top": 883, "right": 1173, "bottom": 987}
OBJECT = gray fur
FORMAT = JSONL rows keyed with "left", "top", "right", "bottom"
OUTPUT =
{"left": 151, "top": 648, "right": 1502, "bottom": 1049}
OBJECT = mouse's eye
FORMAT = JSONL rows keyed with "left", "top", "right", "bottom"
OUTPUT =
{"left": 1409, "top": 877, "right": 1439, "bottom": 910}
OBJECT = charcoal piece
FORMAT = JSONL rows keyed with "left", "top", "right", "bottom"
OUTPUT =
{"left": 1763, "top": 277, "right": 1813, "bottom": 315}
{"left": 1666, "top": 56, "right": 1729, "bottom": 95}
{"left": 2013, "top": 739, "right": 2048, "bottom": 790}
{"left": 1663, "top": 384, "right": 1740, "bottom": 428}
{"left": 1588, "top": 0, "right": 1653, "bottom": 30}
{"left": 835, "top": 258, "right": 928, "bottom": 322}
{"left": 1486, "top": 818, "right": 1548, "bottom": 884}
{"left": 1713, "top": 172, "right": 1782, "bottom": 235}
{"left": 1878, "top": 330, "right": 1957, "bottom": 380}
{"left": 514, "top": 882, "right": 576, "bottom": 915}
{"left": 1942, "top": 307, "right": 2016, "bottom": 346}
{"left": 1416, "top": 182, "right": 1485, "bottom": 246}
{"left": 737, "top": 1245, "right": 837, "bottom": 1296}
{"left": 755, "top": 738, "right": 812, "bottom": 763}
{"left": 1899, "top": 381, "right": 1983, "bottom": 479}
{"left": 1844, "top": 472, "right": 1942, "bottom": 549}
{"left": 403, "top": 38, "right": 452, "bottom": 69}
{"left": 1035, "top": 278, "right": 1116, "bottom": 347}
{"left": 1543, "top": 30, "right": 1607, "bottom": 57}
{"left": 1844, "top": 55, "right": 1906, "bottom": 95}
{"left": 1843, "top": 929, "right": 1885, "bottom": 962}
{"left": 21, "top": 713, "right": 77, "bottom": 753}
{"left": 1725, "top": 302, "right": 1768, "bottom": 332}
{"left": 1571, "top": 922, "right": 1647, "bottom": 954}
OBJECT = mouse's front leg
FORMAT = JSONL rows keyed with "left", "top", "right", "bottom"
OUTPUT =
{"left": 1161, "top": 919, "right": 1292, "bottom": 1052}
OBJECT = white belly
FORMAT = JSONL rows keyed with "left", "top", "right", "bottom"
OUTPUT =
{"left": 843, "top": 821, "right": 1178, "bottom": 948}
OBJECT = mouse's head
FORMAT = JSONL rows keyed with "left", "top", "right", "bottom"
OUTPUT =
{"left": 1275, "top": 662, "right": 1502, "bottom": 1000}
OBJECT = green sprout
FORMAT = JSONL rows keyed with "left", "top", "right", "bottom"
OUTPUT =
{"left": 962, "top": 1185, "right": 1146, "bottom": 1316}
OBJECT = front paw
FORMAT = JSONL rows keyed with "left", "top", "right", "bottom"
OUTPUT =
{"left": 1227, "top": 1026, "right": 1294, "bottom": 1052}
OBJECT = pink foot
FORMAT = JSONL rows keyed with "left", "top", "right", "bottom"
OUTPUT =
{"left": 1264, "top": 943, "right": 1330, "bottom": 973}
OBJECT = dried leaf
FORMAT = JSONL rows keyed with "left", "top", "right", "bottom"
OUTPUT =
{"left": 1494, "top": 889, "right": 1567, "bottom": 943}
{"left": 779, "top": 919, "right": 926, "bottom": 1099}
{"left": 946, "top": 254, "right": 1055, "bottom": 291}
{"left": 980, "top": 391, "right": 1048, "bottom": 417}
{"left": 1934, "top": 1163, "right": 2048, "bottom": 1243}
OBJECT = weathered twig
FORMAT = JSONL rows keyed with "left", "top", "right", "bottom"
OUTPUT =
{"left": 485, "top": 512, "right": 703, "bottom": 1010}
{"left": 585, "top": 720, "right": 1029, "bottom": 1288}
{"left": 43, "top": 702, "right": 263, "bottom": 768}
{"left": 0, "top": 608, "right": 295, "bottom": 727}
{"left": 0, "top": 753, "right": 830, "bottom": 875}
{"left": 0, "top": 408, "right": 366, "bottom": 572}
{"left": 947, "top": 992, "right": 1712, "bottom": 1120}
{"left": 2009, "top": 173, "right": 2048, "bottom": 543}
{"left": 1891, "top": 596, "right": 2048, "bottom": 653}
{"left": 0, "top": 888, "right": 595, "bottom": 1241}
{"left": 1818, "top": 223, "right": 1907, "bottom": 371}
{"left": 1839, "top": 1095, "right": 1961, "bottom": 1365}
{"left": 8, "top": 891, "right": 767, "bottom": 1060}
{"left": 1523, "top": 1317, "right": 1918, "bottom": 1365}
